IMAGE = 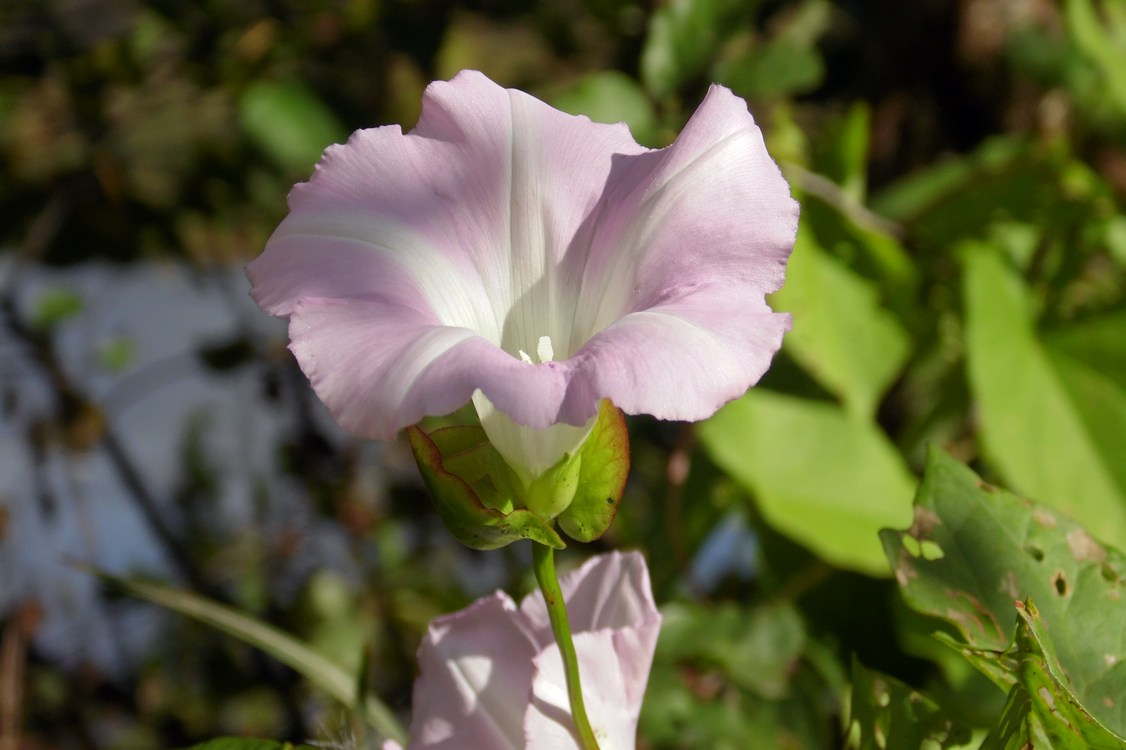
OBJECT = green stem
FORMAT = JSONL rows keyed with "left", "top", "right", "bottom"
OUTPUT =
{"left": 531, "top": 542, "right": 602, "bottom": 750}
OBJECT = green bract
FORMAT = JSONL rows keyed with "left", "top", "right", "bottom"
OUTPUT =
{"left": 407, "top": 399, "right": 629, "bottom": 550}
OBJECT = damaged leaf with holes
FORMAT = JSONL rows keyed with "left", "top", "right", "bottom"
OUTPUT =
{"left": 979, "top": 600, "right": 1124, "bottom": 750}
{"left": 881, "top": 448, "right": 1126, "bottom": 743}
{"left": 847, "top": 656, "right": 972, "bottom": 750}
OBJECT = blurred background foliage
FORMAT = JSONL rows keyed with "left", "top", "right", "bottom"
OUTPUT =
{"left": 2, "top": 0, "right": 1126, "bottom": 747}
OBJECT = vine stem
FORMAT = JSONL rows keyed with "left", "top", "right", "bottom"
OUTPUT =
{"left": 531, "top": 542, "right": 602, "bottom": 750}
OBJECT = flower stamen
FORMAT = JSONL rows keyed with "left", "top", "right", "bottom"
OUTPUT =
{"left": 536, "top": 335, "right": 554, "bottom": 363}
{"left": 518, "top": 335, "right": 555, "bottom": 364}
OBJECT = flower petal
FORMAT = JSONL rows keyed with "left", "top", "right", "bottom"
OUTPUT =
{"left": 250, "top": 71, "right": 795, "bottom": 456}
{"left": 524, "top": 632, "right": 648, "bottom": 750}
{"left": 520, "top": 551, "right": 662, "bottom": 710}
{"left": 555, "top": 83, "right": 797, "bottom": 424}
{"left": 408, "top": 591, "right": 538, "bottom": 750}
{"left": 285, "top": 298, "right": 572, "bottom": 440}
{"left": 249, "top": 70, "right": 650, "bottom": 439}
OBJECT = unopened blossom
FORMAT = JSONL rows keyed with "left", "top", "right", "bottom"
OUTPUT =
{"left": 248, "top": 70, "right": 797, "bottom": 486}
{"left": 387, "top": 551, "right": 660, "bottom": 750}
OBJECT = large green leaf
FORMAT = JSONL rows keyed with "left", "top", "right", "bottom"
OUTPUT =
{"left": 962, "top": 247, "right": 1126, "bottom": 549}
{"left": 699, "top": 390, "right": 916, "bottom": 575}
{"left": 772, "top": 226, "right": 911, "bottom": 418}
{"left": 93, "top": 571, "right": 407, "bottom": 745}
{"left": 880, "top": 449, "right": 1126, "bottom": 738}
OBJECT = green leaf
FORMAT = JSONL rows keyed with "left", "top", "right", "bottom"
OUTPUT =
{"left": 699, "top": 390, "right": 916, "bottom": 575}
{"left": 658, "top": 601, "right": 806, "bottom": 700}
{"left": 715, "top": 0, "right": 830, "bottom": 100}
{"left": 1065, "top": 0, "right": 1126, "bottom": 117}
{"left": 640, "top": 0, "right": 750, "bottom": 98}
{"left": 871, "top": 137, "right": 1062, "bottom": 248}
{"left": 406, "top": 425, "right": 565, "bottom": 550}
{"left": 979, "top": 600, "right": 1126, "bottom": 749}
{"left": 548, "top": 71, "right": 659, "bottom": 146}
{"left": 847, "top": 657, "right": 972, "bottom": 750}
{"left": 880, "top": 448, "right": 1126, "bottom": 738}
{"left": 182, "top": 740, "right": 317, "bottom": 750}
{"left": 91, "top": 570, "right": 407, "bottom": 745}
{"left": 239, "top": 80, "right": 348, "bottom": 174}
{"left": 1045, "top": 309, "right": 1126, "bottom": 394}
{"left": 772, "top": 226, "right": 911, "bottom": 417}
{"left": 558, "top": 400, "right": 630, "bottom": 543}
{"left": 962, "top": 247, "right": 1126, "bottom": 549}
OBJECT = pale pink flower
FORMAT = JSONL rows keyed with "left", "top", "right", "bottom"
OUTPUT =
{"left": 248, "top": 70, "right": 796, "bottom": 484}
{"left": 388, "top": 551, "right": 660, "bottom": 750}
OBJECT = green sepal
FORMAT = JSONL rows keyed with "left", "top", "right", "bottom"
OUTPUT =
{"left": 407, "top": 424, "right": 565, "bottom": 550}
{"left": 558, "top": 399, "right": 630, "bottom": 543}
{"left": 525, "top": 448, "right": 583, "bottom": 520}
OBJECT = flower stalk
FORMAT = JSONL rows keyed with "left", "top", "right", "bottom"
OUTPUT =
{"left": 531, "top": 542, "right": 603, "bottom": 750}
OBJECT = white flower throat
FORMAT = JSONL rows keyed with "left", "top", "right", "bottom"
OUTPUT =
{"left": 518, "top": 335, "right": 555, "bottom": 365}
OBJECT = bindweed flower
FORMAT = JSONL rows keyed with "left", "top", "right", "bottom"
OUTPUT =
{"left": 247, "top": 70, "right": 797, "bottom": 495}
{"left": 386, "top": 551, "right": 660, "bottom": 750}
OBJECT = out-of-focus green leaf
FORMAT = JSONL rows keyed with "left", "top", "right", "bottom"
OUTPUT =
{"left": 962, "top": 247, "right": 1126, "bottom": 548}
{"left": 1045, "top": 309, "right": 1126, "bottom": 393}
{"left": 183, "top": 740, "right": 317, "bottom": 750}
{"left": 1065, "top": 0, "right": 1126, "bottom": 117}
{"left": 699, "top": 390, "right": 915, "bottom": 575}
{"left": 434, "top": 14, "right": 556, "bottom": 87}
{"left": 548, "top": 71, "right": 659, "bottom": 146}
{"left": 772, "top": 226, "right": 911, "bottom": 417}
{"left": 812, "top": 101, "right": 870, "bottom": 202}
{"left": 92, "top": 570, "right": 408, "bottom": 745}
{"left": 33, "top": 287, "right": 83, "bottom": 329}
{"left": 847, "top": 657, "right": 972, "bottom": 750}
{"left": 641, "top": 0, "right": 750, "bottom": 98}
{"left": 880, "top": 448, "right": 1126, "bottom": 737}
{"left": 659, "top": 601, "right": 805, "bottom": 699}
{"left": 238, "top": 80, "right": 347, "bottom": 174}
{"left": 715, "top": 0, "right": 830, "bottom": 100}
{"left": 643, "top": 600, "right": 833, "bottom": 749}
{"left": 872, "top": 137, "right": 1069, "bottom": 248}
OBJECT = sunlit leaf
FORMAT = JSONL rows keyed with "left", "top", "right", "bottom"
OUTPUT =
{"left": 962, "top": 247, "right": 1126, "bottom": 549}
{"left": 699, "top": 390, "right": 915, "bottom": 575}
{"left": 772, "top": 226, "right": 911, "bottom": 418}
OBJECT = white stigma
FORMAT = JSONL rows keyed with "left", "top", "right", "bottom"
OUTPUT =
{"left": 517, "top": 335, "right": 555, "bottom": 364}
